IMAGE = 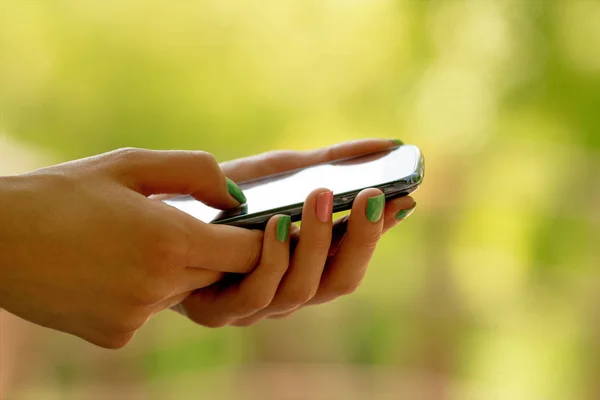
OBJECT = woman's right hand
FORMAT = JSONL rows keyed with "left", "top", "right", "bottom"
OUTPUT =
{"left": 0, "top": 148, "right": 263, "bottom": 348}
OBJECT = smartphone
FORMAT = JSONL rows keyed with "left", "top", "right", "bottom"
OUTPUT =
{"left": 163, "top": 144, "right": 424, "bottom": 229}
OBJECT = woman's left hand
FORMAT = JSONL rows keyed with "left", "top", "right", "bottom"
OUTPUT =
{"left": 174, "top": 138, "right": 417, "bottom": 326}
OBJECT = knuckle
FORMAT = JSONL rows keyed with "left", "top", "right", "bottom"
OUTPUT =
{"left": 270, "top": 150, "right": 304, "bottom": 170}
{"left": 183, "top": 311, "right": 202, "bottom": 326}
{"left": 116, "top": 309, "right": 148, "bottom": 334}
{"left": 333, "top": 281, "right": 361, "bottom": 297}
{"left": 236, "top": 231, "right": 263, "bottom": 273}
{"left": 153, "top": 238, "right": 186, "bottom": 269}
{"left": 308, "top": 237, "right": 332, "bottom": 253}
{"left": 323, "top": 146, "right": 336, "bottom": 162}
{"left": 182, "top": 304, "right": 229, "bottom": 328}
{"left": 112, "top": 147, "right": 147, "bottom": 162}
{"left": 96, "top": 332, "right": 135, "bottom": 350}
{"left": 240, "top": 293, "right": 273, "bottom": 315}
{"left": 231, "top": 318, "right": 257, "bottom": 328}
{"left": 280, "top": 289, "right": 315, "bottom": 308}
{"left": 260, "top": 260, "right": 288, "bottom": 278}
{"left": 93, "top": 311, "right": 146, "bottom": 349}
{"left": 269, "top": 303, "right": 297, "bottom": 315}
{"left": 193, "top": 151, "right": 219, "bottom": 170}
{"left": 198, "top": 318, "right": 229, "bottom": 329}
{"left": 142, "top": 229, "right": 187, "bottom": 270}
{"left": 268, "top": 311, "right": 294, "bottom": 320}
{"left": 362, "top": 232, "right": 382, "bottom": 250}
{"left": 129, "top": 280, "right": 165, "bottom": 306}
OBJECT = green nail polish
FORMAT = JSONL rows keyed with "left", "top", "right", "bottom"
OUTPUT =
{"left": 276, "top": 215, "right": 291, "bottom": 242}
{"left": 395, "top": 203, "right": 416, "bottom": 220}
{"left": 390, "top": 139, "right": 404, "bottom": 146}
{"left": 226, "top": 178, "right": 247, "bottom": 204}
{"left": 366, "top": 194, "right": 385, "bottom": 223}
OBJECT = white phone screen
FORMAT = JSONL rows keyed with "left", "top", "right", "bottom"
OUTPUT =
{"left": 163, "top": 145, "right": 421, "bottom": 224}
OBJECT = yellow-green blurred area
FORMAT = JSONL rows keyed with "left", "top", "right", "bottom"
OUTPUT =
{"left": 1, "top": 0, "right": 599, "bottom": 399}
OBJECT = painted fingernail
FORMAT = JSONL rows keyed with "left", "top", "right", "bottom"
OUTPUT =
{"left": 390, "top": 139, "right": 404, "bottom": 146}
{"left": 395, "top": 203, "right": 416, "bottom": 220}
{"left": 315, "top": 190, "right": 333, "bottom": 223}
{"left": 366, "top": 194, "right": 385, "bottom": 223}
{"left": 276, "top": 215, "right": 291, "bottom": 242}
{"left": 226, "top": 178, "right": 247, "bottom": 204}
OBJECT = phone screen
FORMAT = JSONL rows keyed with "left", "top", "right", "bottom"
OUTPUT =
{"left": 164, "top": 144, "right": 421, "bottom": 224}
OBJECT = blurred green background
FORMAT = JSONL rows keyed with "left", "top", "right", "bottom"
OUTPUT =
{"left": 1, "top": 1, "right": 599, "bottom": 399}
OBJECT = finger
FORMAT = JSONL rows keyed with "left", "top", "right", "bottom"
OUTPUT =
{"left": 310, "top": 188, "right": 385, "bottom": 305}
{"left": 221, "top": 138, "right": 402, "bottom": 182}
{"left": 156, "top": 203, "right": 263, "bottom": 274}
{"left": 180, "top": 215, "right": 291, "bottom": 327}
{"left": 267, "top": 310, "right": 295, "bottom": 319}
{"left": 381, "top": 197, "right": 417, "bottom": 234}
{"left": 107, "top": 148, "right": 246, "bottom": 209}
{"left": 328, "top": 196, "right": 416, "bottom": 255}
{"left": 328, "top": 214, "right": 350, "bottom": 257}
{"left": 274, "top": 189, "right": 333, "bottom": 308}
{"left": 163, "top": 291, "right": 193, "bottom": 314}
{"left": 288, "top": 224, "right": 301, "bottom": 256}
{"left": 271, "top": 197, "right": 417, "bottom": 315}
{"left": 233, "top": 189, "right": 333, "bottom": 324}
{"left": 182, "top": 214, "right": 264, "bottom": 273}
{"left": 148, "top": 193, "right": 176, "bottom": 201}
{"left": 179, "top": 269, "right": 225, "bottom": 292}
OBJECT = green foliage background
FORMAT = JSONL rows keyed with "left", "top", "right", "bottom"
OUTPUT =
{"left": 1, "top": 1, "right": 599, "bottom": 399}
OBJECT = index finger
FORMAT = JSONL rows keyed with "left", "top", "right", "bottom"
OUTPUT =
{"left": 221, "top": 138, "right": 401, "bottom": 182}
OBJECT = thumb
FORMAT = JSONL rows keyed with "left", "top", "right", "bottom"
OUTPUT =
{"left": 108, "top": 148, "right": 246, "bottom": 209}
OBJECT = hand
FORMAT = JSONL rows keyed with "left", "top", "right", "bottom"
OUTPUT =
{"left": 0, "top": 148, "right": 263, "bottom": 348}
{"left": 176, "top": 139, "right": 417, "bottom": 326}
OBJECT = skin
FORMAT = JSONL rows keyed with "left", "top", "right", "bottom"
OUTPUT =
{"left": 175, "top": 139, "right": 417, "bottom": 327}
{"left": 0, "top": 139, "right": 416, "bottom": 348}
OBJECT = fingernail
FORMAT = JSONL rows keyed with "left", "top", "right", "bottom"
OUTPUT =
{"left": 395, "top": 203, "right": 416, "bottom": 220}
{"left": 390, "top": 139, "right": 404, "bottom": 146}
{"left": 226, "top": 178, "right": 247, "bottom": 204}
{"left": 315, "top": 190, "right": 333, "bottom": 223}
{"left": 276, "top": 215, "right": 291, "bottom": 242}
{"left": 366, "top": 194, "right": 385, "bottom": 223}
